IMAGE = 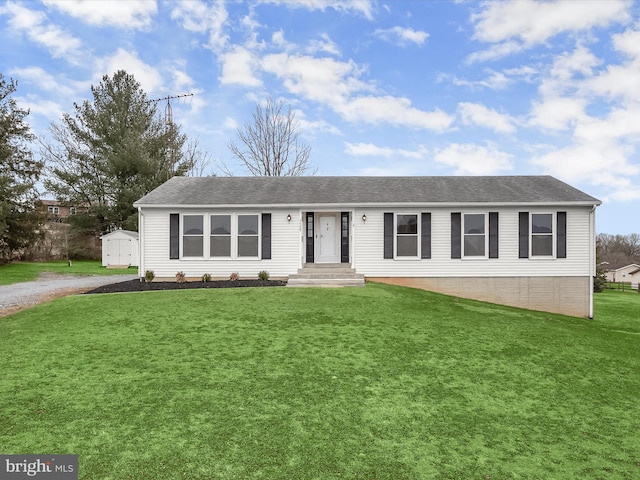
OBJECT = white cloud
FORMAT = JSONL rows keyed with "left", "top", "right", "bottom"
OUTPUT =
{"left": 447, "top": 67, "right": 534, "bottom": 90}
{"left": 374, "top": 26, "right": 429, "bottom": 46}
{"left": 262, "top": 53, "right": 371, "bottom": 105}
{"left": 587, "top": 27, "right": 640, "bottom": 102}
{"left": 344, "top": 142, "right": 427, "bottom": 159}
{"left": 8, "top": 66, "right": 80, "bottom": 97}
{"left": 262, "top": 53, "right": 453, "bottom": 131}
{"left": 434, "top": 143, "right": 514, "bottom": 175}
{"left": 528, "top": 97, "right": 587, "bottom": 131}
{"left": 1, "top": 1, "right": 84, "bottom": 63}
{"left": 473, "top": 0, "right": 630, "bottom": 44}
{"left": 171, "top": 0, "right": 228, "bottom": 51}
{"left": 531, "top": 141, "right": 639, "bottom": 195}
{"left": 339, "top": 96, "right": 453, "bottom": 131}
{"left": 168, "top": 65, "right": 195, "bottom": 92}
{"left": 44, "top": 0, "right": 157, "bottom": 29}
{"left": 307, "top": 33, "right": 341, "bottom": 55}
{"left": 15, "top": 94, "right": 63, "bottom": 119}
{"left": 539, "top": 44, "right": 601, "bottom": 98}
{"left": 96, "top": 48, "right": 163, "bottom": 92}
{"left": 457, "top": 102, "right": 516, "bottom": 133}
{"left": 219, "top": 46, "right": 263, "bottom": 87}
{"left": 294, "top": 109, "right": 342, "bottom": 136}
{"left": 261, "top": 0, "right": 375, "bottom": 20}
{"left": 223, "top": 117, "right": 239, "bottom": 130}
{"left": 574, "top": 106, "right": 640, "bottom": 144}
{"left": 470, "top": 0, "right": 631, "bottom": 61}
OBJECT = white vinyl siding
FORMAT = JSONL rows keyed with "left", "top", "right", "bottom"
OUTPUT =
{"left": 352, "top": 206, "right": 593, "bottom": 278}
{"left": 139, "top": 208, "right": 299, "bottom": 279}
{"left": 139, "top": 205, "right": 594, "bottom": 280}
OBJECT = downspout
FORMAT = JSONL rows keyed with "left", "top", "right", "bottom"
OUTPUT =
{"left": 589, "top": 204, "right": 596, "bottom": 319}
{"left": 138, "top": 207, "right": 144, "bottom": 281}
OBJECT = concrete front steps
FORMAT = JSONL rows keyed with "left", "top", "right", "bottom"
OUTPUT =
{"left": 287, "top": 263, "right": 365, "bottom": 287}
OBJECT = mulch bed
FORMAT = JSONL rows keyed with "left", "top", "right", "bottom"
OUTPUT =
{"left": 85, "top": 279, "right": 287, "bottom": 294}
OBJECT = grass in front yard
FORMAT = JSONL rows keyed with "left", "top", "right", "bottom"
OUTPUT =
{"left": 0, "top": 260, "right": 137, "bottom": 285}
{"left": 0, "top": 285, "right": 639, "bottom": 479}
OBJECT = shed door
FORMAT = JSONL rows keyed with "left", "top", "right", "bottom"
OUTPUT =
{"left": 108, "top": 239, "right": 132, "bottom": 265}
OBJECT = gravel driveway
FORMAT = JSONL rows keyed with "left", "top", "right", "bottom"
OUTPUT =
{"left": 0, "top": 272, "right": 138, "bottom": 316}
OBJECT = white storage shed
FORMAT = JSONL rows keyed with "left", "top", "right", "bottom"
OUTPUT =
{"left": 101, "top": 230, "right": 139, "bottom": 267}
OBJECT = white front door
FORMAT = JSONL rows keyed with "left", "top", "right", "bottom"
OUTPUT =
{"left": 316, "top": 214, "right": 340, "bottom": 263}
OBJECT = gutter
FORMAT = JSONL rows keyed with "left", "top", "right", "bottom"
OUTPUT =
{"left": 133, "top": 200, "right": 603, "bottom": 209}
{"left": 589, "top": 204, "right": 597, "bottom": 319}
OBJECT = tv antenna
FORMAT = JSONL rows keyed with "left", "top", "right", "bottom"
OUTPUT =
{"left": 146, "top": 93, "right": 194, "bottom": 179}
{"left": 146, "top": 92, "right": 194, "bottom": 126}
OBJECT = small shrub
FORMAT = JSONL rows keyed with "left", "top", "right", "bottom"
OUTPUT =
{"left": 144, "top": 270, "right": 155, "bottom": 283}
{"left": 201, "top": 273, "right": 212, "bottom": 283}
{"left": 176, "top": 271, "right": 186, "bottom": 283}
{"left": 258, "top": 270, "right": 270, "bottom": 281}
{"left": 229, "top": 272, "right": 240, "bottom": 281}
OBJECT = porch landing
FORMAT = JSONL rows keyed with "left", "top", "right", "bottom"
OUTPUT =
{"left": 287, "top": 263, "right": 365, "bottom": 287}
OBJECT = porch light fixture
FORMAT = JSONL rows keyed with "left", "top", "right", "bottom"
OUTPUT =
{"left": 287, "top": 214, "right": 292, "bottom": 222}
{"left": 362, "top": 214, "right": 367, "bottom": 222}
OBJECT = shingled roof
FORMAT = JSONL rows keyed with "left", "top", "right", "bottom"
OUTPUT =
{"left": 134, "top": 175, "right": 601, "bottom": 207}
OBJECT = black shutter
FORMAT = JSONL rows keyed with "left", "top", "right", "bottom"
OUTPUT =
{"left": 489, "top": 212, "right": 499, "bottom": 258}
{"left": 261, "top": 213, "right": 271, "bottom": 260}
{"left": 169, "top": 213, "right": 179, "bottom": 259}
{"left": 421, "top": 212, "right": 431, "bottom": 259}
{"left": 305, "top": 212, "right": 314, "bottom": 263}
{"left": 341, "top": 212, "right": 349, "bottom": 263}
{"left": 519, "top": 212, "right": 529, "bottom": 259}
{"left": 557, "top": 211, "right": 567, "bottom": 258}
{"left": 451, "top": 213, "right": 461, "bottom": 259}
{"left": 384, "top": 213, "right": 393, "bottom": 259}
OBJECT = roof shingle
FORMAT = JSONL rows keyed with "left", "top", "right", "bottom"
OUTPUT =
{"left": 134, "top": 175, "right": 601, "bottom": 207}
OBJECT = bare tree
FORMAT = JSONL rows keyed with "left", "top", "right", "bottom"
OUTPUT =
{"left": 183, "top": 139, "right": 215, "bottom": 177}
{"left": 228, "top": 97, "right": 315, "bottom": 176}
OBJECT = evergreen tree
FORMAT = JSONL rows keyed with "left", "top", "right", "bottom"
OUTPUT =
{"left": 43, "top": 70, "right": 196, "bottom": 234}
{"left": 0, "top": 74, "right": 43, "bottom": 263}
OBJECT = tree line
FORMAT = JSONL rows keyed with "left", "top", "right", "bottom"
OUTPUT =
{"left": 0, "top": 70, "right": 313, "bottom": 263}
{"left": 597, "top": 233, "right": 640, "bottom": 267}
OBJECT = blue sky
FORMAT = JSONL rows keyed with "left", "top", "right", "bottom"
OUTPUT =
{"left": 1, "top": 0, "right": 639, "bottom": 234}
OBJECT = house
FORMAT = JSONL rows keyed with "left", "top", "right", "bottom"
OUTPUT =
{"left": 605, "top": 264, "right": 640, "bottom": 288}
{"left": 133, "top": 175, "right": 601, "bottom": 318}
{"left": 38, "top": 199, "right": 77, "bottom": 223}
{"left": 101, "top": 230, "right": 139, "bottom": 267}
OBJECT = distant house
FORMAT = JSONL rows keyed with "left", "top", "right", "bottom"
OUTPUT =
{"left": 605, "top": 264, "right": 640, "bottom": 287}
{"left": 38, "top": 199, "right": 83, "bottom": 223}
{"left": 134, "top": 175, "right": 601, "bottom": 318}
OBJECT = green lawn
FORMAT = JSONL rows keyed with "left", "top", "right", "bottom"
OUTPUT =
{"left": 0, "top": 285, "right": 638, "bottom": 479}
{"left": 0, "top": 260, "right": 137, "bottom": 285}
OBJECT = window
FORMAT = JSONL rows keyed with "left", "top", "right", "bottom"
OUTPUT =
{"left": 70, "top": 206, "right": 76, "bottom": 215}
{"left": 463, "top": 213, "right": 486, "bottom": 257}
{"left": 183, "top": 215, "right": 203, "bottom": 257}
{"left": 531, "top": 213, "right": 553, "bottom": 256}
{"left": 396, "top": 214, "right": 418, "bottom": 257}
{"left": 48, "top": 206, "right": 59, "bottom": 215}
{"left": 210, "top": 215, "right": 231, "bottom": 257}
{"left": 238, "top": 215, "right": 259, "bottom": 257}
